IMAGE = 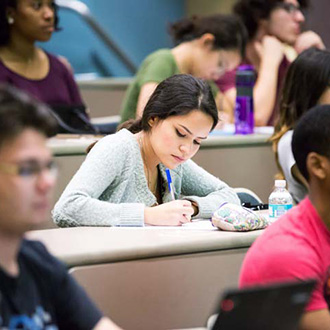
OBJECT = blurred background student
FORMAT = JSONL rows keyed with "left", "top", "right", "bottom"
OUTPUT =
{"left": 216, "top": 0, "right": 325, "bottom": 126}
{"left": 271, "top": 47, "right": 330, "bottom": 204}
{"left": 0, "top": 0, "right": 115, "bottom": 134}
{"left": 120, "top": 14, "right": 247, "bottom": 123}
{"left": 0, "top": 0, "right": 83, "bottom": 109}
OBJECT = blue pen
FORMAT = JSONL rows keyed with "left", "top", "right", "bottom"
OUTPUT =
{"left": 165, "top": 168, "right": 175, "bottom": 200}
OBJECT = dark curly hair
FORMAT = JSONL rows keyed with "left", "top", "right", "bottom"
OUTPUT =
{"left": 292, "top": 105, "right": 330, "bottom": 180}
{"left": 168, "top": 14, "right": 247, "bottom": 58}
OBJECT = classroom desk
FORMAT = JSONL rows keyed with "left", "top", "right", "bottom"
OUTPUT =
{"left": 77, "top": 77, "right": 132, "bottom": 118}
{"left": 193, "top": 132, "right": 277, "bottom": 202}
{"left": 27, "top": 223, "right": 264, "bottom": 330}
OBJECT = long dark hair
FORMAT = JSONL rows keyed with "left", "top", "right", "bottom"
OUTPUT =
{"left": 0, "top": 0, "right": 60, "bottom": 46}
{"left": 271, "top": 47, "right": 330, "bottom": 177}
{"left": 168, "top": 14, "right": 247, "bottom": 58}
{"left": 123, "top": 74, "right": 218, "bottom": 134}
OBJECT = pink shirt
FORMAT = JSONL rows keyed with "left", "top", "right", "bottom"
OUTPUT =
{"left": 239, "top": 198, "right": 330, "bottom": 312}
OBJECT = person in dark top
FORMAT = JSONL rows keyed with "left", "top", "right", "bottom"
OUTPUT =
{"left": 0, "top": 0, "right": 83, "bottom": 107}
{"left": 0, "top": 85, "right": 122, "bottom": 329}
{"left": 0, "top": 0, "right": 115, "bottom": 134}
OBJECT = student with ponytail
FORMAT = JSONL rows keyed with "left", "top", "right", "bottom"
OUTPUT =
{"left": 120, "top": 14, "right": 247, "bottom": 123}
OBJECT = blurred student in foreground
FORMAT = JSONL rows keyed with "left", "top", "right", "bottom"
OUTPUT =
{"left": 240, "top": 105, "right": 330, "bottom": 330}
{"left": 271, "top": 48, "right": 330, "bottom": 204}
{"left": 216, "top": 0, "right": 325, "bottom": 126}
{"left": 0, "top": 85, "right": 122, "bottom": 329}
{"left": 120, "top": 14, "right": 247, "bottom": 123}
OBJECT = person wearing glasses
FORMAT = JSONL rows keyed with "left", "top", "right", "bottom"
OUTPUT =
{"left": 120, "top": 14, "right": 247, "bottom": 124}
{"left": 0, "top": 85, "right": 122, "bottom": 329}
{"left": 216, "top": 0, "right": 325, "bottom": 126}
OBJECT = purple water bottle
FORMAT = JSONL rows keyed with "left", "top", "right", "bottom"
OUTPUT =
{"left": 235, "top": 65, "right": 256, "bottom": 134}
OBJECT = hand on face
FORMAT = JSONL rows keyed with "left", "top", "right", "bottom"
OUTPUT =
{"left": 254, "top": 36, "right": 284, "bottom": 67}
{"left": 294, "top": 31, "right": 325, "bottom": 54}
{"left": 144, "top": 200, "right": 194, "bottom": 226}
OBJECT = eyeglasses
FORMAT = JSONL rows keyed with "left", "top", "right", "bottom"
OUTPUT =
{"left": 0, "top": 160, "right": 58, "bottom": 179}
{"left": 275, "top": 2, "right": 303, "bottom": 15}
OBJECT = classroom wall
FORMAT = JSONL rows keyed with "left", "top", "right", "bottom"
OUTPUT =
{"left": 186, "top": 0, "right": 235, "bottom": 15}
{"left": 43, "top": 0, "right": 185, "bottom": 77}
{"left": 304, "top": 0, "right": 330, "bottom": 49}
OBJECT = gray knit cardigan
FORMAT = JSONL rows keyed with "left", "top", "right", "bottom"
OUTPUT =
{"left": 52, "top": 129, "right": 240, "bottom": 227}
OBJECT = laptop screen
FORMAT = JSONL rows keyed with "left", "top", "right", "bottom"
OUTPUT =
{"left": 212, "top": 280, "right": 316, "bottom": 330}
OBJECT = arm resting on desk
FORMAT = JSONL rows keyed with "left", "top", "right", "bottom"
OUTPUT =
{"left": 52, "top": 133, "right": 145, "bottom": 227}
{"left": 178, "top": 159, "right": 240, "bottom": 219}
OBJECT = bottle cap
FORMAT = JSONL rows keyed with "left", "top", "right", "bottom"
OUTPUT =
{"left": 237, "top": 64, "right": 254, "bottom": 71}
{"left": 236, "top": 65, "right": 256, "bottom": 86}
{"left": 275, "top": 179, "right": 286, "bottom": 188}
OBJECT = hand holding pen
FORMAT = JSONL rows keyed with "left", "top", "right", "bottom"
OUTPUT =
{"left": 165, "top": 168, "right": 176, "bottom": 201}
{"left": 165, "top": 168, "right": 198, "bottom": 216}
{"left": 143, "top": 169, "right": 194, "bottom": 226}
{"left": 144, "top": 200, "right": 193, "bottom": 226}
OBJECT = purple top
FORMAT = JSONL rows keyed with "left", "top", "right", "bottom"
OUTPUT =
{"left": 216, "top": 56, "right": 290, "bottom": 126}
{"left": 0, "top": 51, "right": 83, "bottom": 107}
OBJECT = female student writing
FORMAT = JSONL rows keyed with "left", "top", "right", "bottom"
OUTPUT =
{"left": 53, "top": 74, "right": 240, "bottom": 227}
{"left": 120, "top": 14, "right": 247, "bottom": 123}
{"left": 271, "top": 48, "right": 330, "bottom": 203}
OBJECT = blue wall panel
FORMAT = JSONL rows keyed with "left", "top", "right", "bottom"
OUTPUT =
{"left": 42, "top": 0, "right": 184, "bottom": 77}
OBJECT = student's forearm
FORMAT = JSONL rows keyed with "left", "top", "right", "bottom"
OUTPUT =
{"left": 253, "top": 59, "right": 280, "bottom": 126}
{"left": 216, "top": 91, "right": 236, "bottom": 123}
{"left": 136, "top": 82, "right": 158, "bottom": 119}
{"left": 299, "top": 310, "right": 330, "bottom": 330}
{"left": 93, "top": 317, "right": 123, "bottom": 330}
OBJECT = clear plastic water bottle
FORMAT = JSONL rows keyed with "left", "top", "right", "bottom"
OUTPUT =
{"left": 235, "top": 65, "right": 256, "bottom": 135}
{"left": 268, "top": 180, "right": 293, "bottom": 223}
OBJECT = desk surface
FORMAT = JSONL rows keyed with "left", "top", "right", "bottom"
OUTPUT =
{"left": 26, "top": 221, "right": 263, "bottom": 267}
{"left": 77, "top": 77, "right": 133, "bottom": 90}
{"left": 48, "top": 132, "right": 272, "bottom": 156}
